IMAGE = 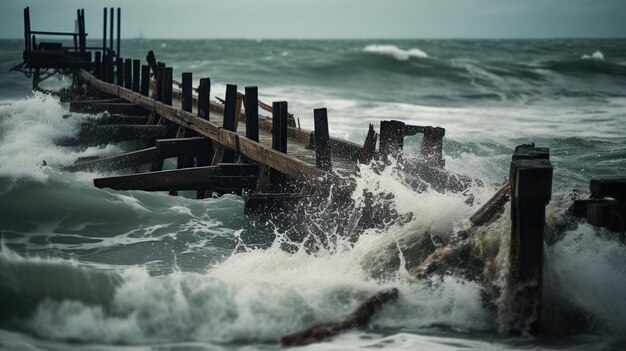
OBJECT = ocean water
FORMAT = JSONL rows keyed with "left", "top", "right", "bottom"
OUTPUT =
{"left": 0, "top": 38, "right": 626, "bottom": 350}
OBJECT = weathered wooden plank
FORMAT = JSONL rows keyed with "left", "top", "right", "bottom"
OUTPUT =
{"left": 79, "top": 69, "right": 325, "bottom": 179}
{"left": 57, "top": 125, "right": 176, "bottom": 146}
{"left": 94, "top": 166, "right": 257, "bottom": 191}
{"left": 86, "top": 115, "right": 148, "bottom": 125}
{"left": 63, "top": 147, "right": 159, "bottom": 172}
{"left": 156, "top": 136, "right": 211, "bottom": 158}
{"left": 70, "top": 101, "right": 149, "bottom": 116}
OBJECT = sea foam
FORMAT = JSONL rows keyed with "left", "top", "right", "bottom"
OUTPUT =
{"left": 363, "top": 45, "right": 428, "bottom": 61}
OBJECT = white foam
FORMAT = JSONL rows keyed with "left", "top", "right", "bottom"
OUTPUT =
{"left": 581, "top": 50, "right": 604, "bottom": 60}
{"left": 363, "top": 45, "right": 428, "bottom": 61}
{"left": 0, "top": 93, "right": 118, "bottom": 183}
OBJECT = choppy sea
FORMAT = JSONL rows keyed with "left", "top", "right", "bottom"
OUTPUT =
{"left": 1, "top": 38, "right": 626, "bottom": 350}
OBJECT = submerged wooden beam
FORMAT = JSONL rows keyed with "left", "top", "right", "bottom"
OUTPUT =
{"left": 281, "top": 288, "right": 399, "bottom": 346}
{"left": 63, "top": 147, "right": 159, "bottom": 172}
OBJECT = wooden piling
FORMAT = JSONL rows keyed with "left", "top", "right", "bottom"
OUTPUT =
{"left": 23, "top": 7, "right": 31, "bottom": 55}
{"left": 140, "top": 65, "right": 150, "bottom": 96}
{"left": 198, "top": 78, "right": 211, "bottom": 119}
{"left": 102, "top": 8, "right": 107, "bottom": 54}
{"left": 223, "top": 84, "right": 238, "bottom": 131}
{"left": 273, "top": 101, "right": 288, "bottom": 153}
{"left": 244, "top": 86, "right": 259, "bottom": 142}
{"left": 156, "top": 64, "right": 164, "bottom": 101}
{"left": 79, "top": 9, "right": 86, "bottom": 53}
{"left": 116, "top": 58, "right": 123, "bottom": 86}
{"left": 181, "top": 72, "right": 192, "bottom": 112}
{"left": 94, "top": 51, "right": 102, "bottom": 79}
{"left": 132, "top": 59, "right": 140, "bottom": 92}
{"left": 109, "top": 8, "right": 114, "bottom": 55}
{"left": 146, "top": 51, "right": 157, "bottom": 78}
{"left": 505, "top": 143, "right": 553, "bottom": 334}
{"left": 124, "top": 58, "right": 132, "bottom": 89}
{"left": 162, "top": 67, "right": 173, "bottom": 106}
{"left": 379, "top": 120, "right": 405, "bottom": 162}
{"left": 313, "top": 108, "right": 331, "bottom": 171}
{"left": 116, "top": 8, "right": 121, "bottom": 58}
{"left": 421, "top": 126, "right": 445, "bottom": 168}
{"left": 359, "top": 124, "right": 378, "bottom": 164}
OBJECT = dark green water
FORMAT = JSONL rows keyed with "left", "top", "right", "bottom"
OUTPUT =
{"left": 0, "top": 39, "right": 625, "bottom": 350}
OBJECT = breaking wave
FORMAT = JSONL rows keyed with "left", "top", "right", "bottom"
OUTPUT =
{"left": 363, "top": 45, "right": 428, "bottom": 61}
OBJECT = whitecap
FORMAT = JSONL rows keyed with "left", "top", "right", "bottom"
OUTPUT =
{"left": 363, "top": 45, "right": 428, "bottom": 61}
{"left": 581, "top": 50, "right": 604, "bottom": 60}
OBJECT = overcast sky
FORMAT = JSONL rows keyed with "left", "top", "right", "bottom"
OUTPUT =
{"left": 1, "top": 0, "right": 624, "bottom": 39}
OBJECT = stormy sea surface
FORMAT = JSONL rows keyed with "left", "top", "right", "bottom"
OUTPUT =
{"left": 1, "top": 39, "right": 626, "bottom": 350}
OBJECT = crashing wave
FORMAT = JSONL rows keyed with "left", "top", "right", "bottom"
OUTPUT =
{"left": 581, "top": 51, "right": 604, "bottom": 60}
{"left": 363, "top": 45, "right": 428, "bottom": 61}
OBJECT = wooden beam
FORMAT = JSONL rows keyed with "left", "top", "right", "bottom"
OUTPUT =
{"left": 93, "top": 166, "right": 257, "bottom": 191}
{"left": 156, "top": 137, "right": 211, "bottom": 158}
{"left": 63, "top": 147, "right": 159, "bottom": 172}
{"left": 79, "top": 69, "right": 325, "bottom": 179}
{"left": 70, "top": 101, "right": 149, "bottom": 116}
{"left": 57, "top": 125, "right": 176, "bottom": 146}
{"left": 86, "top": 115, "right": 148, "bottom": 125}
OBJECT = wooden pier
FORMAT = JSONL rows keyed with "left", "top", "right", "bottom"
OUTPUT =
{"left": 20, "top": 6, "right": 620, "bottom": 339}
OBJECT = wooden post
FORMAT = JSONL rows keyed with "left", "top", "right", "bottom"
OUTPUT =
{"left": 74, "top": 19, "right": 78, "bottom": 51}
{"left": 116, "top": 7, "right": 121, "bottom": 58}
{"left": 116, "top": 57, "right": 124, "bottom": 86}
{"left": 124, "top": 58, "right": 132, "bottom": 89}
{"left": 505, "top": 144, "right": 552, "bottom": 334}
{"left": 79, "top": 9, "right": 86, "bottom": 54}
{"left": 223, "top": 84, "right": 238, "bottom": 131}
{"left": 314, "top": 108, "right": 331, "bottom": 171}
{"left": 23, "top": 7, "right": 31, "bottom": 55}
{"left": 102, "top": 53, "right": 109, "bottom": 83}
{"left": 94, "top": 52, "right": 102, "bottom": 79}
{"left": 156, "top": 64, "right": 164, "bottom": 101}
{"left": 198, "top": 78, "right": 211, "bottom": 119}
{"left": 109, "top": 7, "right": 114, "bottom": 56}
{"left": 140, "top": 65, "right": 150, "bottom": 96}
{"left": 107, "top": 52, "right": 114, "bottom": 83}
{"left": 379, "top": 120, "right": 405, "bottom": 162}
{"left": 244, "top": 86, "right": 259, "bottom": 142}
{"left": 146, "top": 51, "right": 158, "bottom": 78}
{"left": 162, "top": 67, "right": 173, "bottom": 106}
{"left": 359, "top": 124, "right": 378, "bottom": 164}
{"left": 132, "top": 59, "right": 140, "bottom": 92}
{"left": 102, "top": 8, "right": 107, "bottom": 54}
{"left": 182, "top": 72, "right": 192, "bottom": 112}
{"left": 270, "top": 101, "right": 289, "bottom": 186}
{"left": 216, "top": 84, "right": 239, "bottom": 163}
{"left": 420, "top": 126, "right": 445, "bottom": 168}
{"left": 273, "top": 101, "right": 288, "bottom": 153}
